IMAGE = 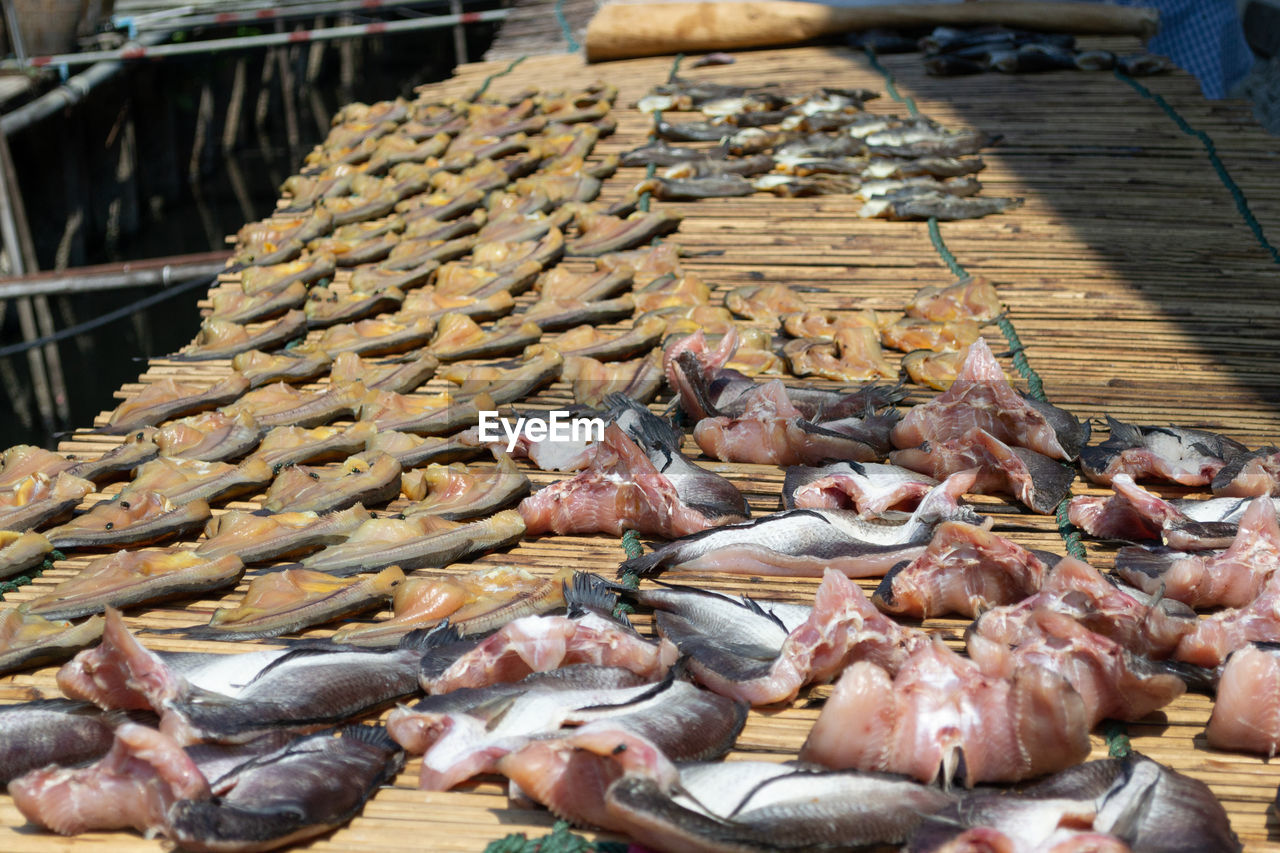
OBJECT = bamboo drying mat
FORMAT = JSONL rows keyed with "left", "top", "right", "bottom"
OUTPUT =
{"left": 4, "top": 38, "right": 1280, "bottom": 851}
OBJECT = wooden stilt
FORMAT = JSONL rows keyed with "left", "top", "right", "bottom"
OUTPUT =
{"left": 0, "top": 128, "right": 67, "bottom": 432}
{"left": 277, "top": 25, "right": 302, "bottom": 155}
{"left": 223, "top": 56, "right": 247, "bottom": 154}
{"left": 0, "top": 301, "right": 34, "bottom": 430}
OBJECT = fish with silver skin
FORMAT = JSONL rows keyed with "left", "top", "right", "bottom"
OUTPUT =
{"left": 419, "top": 608, "right": 677, "bottom": 695}
{"left": 1081, "top": 415, "right": 1249, "bottom": 486}
{"left": 608, "top": 393, "right": 750, "bottom": 524}
{"left": 908, "top": 755, "right": 1240, "bottom": 853}
{"left": 392, "top": 667, "right": 694, "bottom": 791}
{"left": 495, "top": 681, "right": 748, "bottom": 831}
{"left": 626, "top": 569, "right": 929, "bottom": 706}
{"left": 859, "top": 188, "right": 1023, "bottom": 220}
{"left": 607, "top": 761, "right": 954, "bottom": 853}
{"left": 57, "top": 609, "right": 425, "bottom": 745}
{"left": 619, "top": 470, "right": 983, "bottom": 579}
{"left": 165, "top": 725, "right": 404, "bottom": 853}
{"left": 1113, "top": 496, "right": 1280, "bottom": 609}
{"left": 1068, "top": 473, "right": 1268, "bottom": 549}
{"left": 518, "top": 423, "right": 746, "bottom": 539}
{"left": 0, "top": 699, "right": 118, "bottom": 786}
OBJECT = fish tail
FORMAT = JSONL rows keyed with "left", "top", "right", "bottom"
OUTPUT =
{"left": 565, "top": 572, "right": 623, "bottom": 617}
{"left": 618, "top": 550, "right": 666, "bottom": 578}
{"left": 399, "top": 620, "right": 462, "bottom": 651}
{"left": 339, "top": 723, "right": 400, "bottom": 753}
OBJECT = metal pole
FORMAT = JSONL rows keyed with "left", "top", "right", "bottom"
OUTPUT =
{"left": 120, "top": 0, "right": 459, "bottom": 33}
{"left": 9, "top": 10, "right": 510, "bottom": 70}
{"left": 1, "top": 32, "right": 168, "bottom": 136}
{"left": 0, "top": 265, "right": 226, "bottom": 298}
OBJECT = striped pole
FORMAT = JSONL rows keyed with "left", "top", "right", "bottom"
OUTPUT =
{"left": 6, "top": 9, "right": 510, "bottom": 70}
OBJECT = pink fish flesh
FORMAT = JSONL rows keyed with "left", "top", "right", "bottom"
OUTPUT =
{"left": 969, "top": 556, "right": 1196, "bottom": 660}
{"left": 800, "top": 639, "right": 1091, "bottom": 786}
{"left": 517, "top": 423, "right": 733, "bottom": 537}
{"left": 420, "top": 611, "right": 678, "bottom": 694}
{"left": 967, "top": 608, "right": 1187, "bottom": 726}
{"left": 1114, "top": 497, "right": 1280, "bottom": 609}
{"left": 891, "top": 338, "right": 1087, "bottom": 462}
{"left": 873, "top": 521, "right": 1050, "bottom": 619}
{"left": 1206, "top": 643, "right": 1280, "bottom": 757}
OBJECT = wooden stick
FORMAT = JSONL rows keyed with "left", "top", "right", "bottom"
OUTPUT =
{"left": 584, "top": 1, "right": 1159, "bottom": 62}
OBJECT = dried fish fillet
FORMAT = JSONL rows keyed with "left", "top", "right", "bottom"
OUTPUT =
{"left": 316, "top": 315, "right": 436, "bottom": 357}
{"left": 332, "top": 565, "right": 570, "bottom": 646}
{"left": 0, "top": 610, "right": 105, "bottom": 674}
{"left": 206, "top": 280, "right": 307, "bottom": 325}
{"left": 905, "top": 275, "right": 1002, "bottom": 323}
{"left": 0, "top": 472, "right": 94, "bottom": 532}
{"left": 564, "top": 351, "right": 664, "bottom": 407}
{"left": 238, "top": 254, "right": 335, "bottom": 296}
{"left": 123, "top": 457, "right": 273, "bottom": 506}
{"left": 231, "top": 345, "right": 333, "bottom": 388}
{"left": 328, "top": 350, "right": 438, "bottom": 394}
{"left": 551, "top": 315, "right": 667, "bottom": 362}
{"left": 43, "top": 492, "right": 212, "bottom": 550}
{"left": 101, "top": 375, "right": 251, "bottom": 434}
{"left": 196, "top": 505, "right": 371, "bottom": 564}
{"left": 224, "top": 380, "right": 368, "bottom": 429}
{"left": 261, "top": 451, "right": 403, "bottom": 514}
{"left": 784, "top": 327, "right": 897, "bottom": 381}
{"left": 190, "top": 566, "right": 405, "bottom": 640}
{"left": 0, "top": 529, "right": 53, "bottom": 579}
{"left": 22, "top": 549, "right": 245, "bottom": 621}
{"left": 152, "top": 409, "right": 263, "bottom": 462}
{"left": 429, "top": 313, "right": 542, "bottom": 361}
{"left": 296, "top": 509, "right": 526, "bottom": 577}
{"left": 401, "top": 456, "right": 531, "bottom": 520}
{"left": 173, "top": 310, "right": 308, "bottom": 361}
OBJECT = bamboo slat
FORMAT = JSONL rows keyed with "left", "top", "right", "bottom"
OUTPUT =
{"left": 3, "top": 36, "right": 1280, "bottom": 852}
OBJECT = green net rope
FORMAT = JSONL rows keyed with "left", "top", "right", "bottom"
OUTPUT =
{"left": 470, "top": 56, "right": 527, "bottom": 102}
{"left": 1115, "top": 70, "right": 1280, "bottom": 266}
{"left": 554, "top": 0, "right": 581, "bottom": 53}
{"left": 862, "top": 47, "right": 1086, "bottom": 562}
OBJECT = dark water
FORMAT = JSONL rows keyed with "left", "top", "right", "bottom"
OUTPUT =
{"left": 0, "top": 18, "right": 499, "bottom": 448}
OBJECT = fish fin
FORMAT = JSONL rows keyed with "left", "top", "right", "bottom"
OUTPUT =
{"left": 675, "top": 350, "right": 725, "bottom": 419}
{"left": 605, "top": 393, "right": 683, "bottom": 453}
{"left": 339, "top": 723, "right": 400, "bottom": 753}
{"left": 565, "top": 572, "right": 623, "bottom": 619}
{"left": 399, "top": 620, "right": 462, "bottom": 651}
{"left": 1103, "top": 416, "right": 1144, "bottom": 448}
{"left": 618, "top": 549, "right": 665, "bottom": 578}
{"left": 871, "top": 560, "right": 911, "bottom": 609}
{"left": 738, "top": 596, "right": 789, "bottom": 634}
{"left": 1113, "top": 546, "right": 1178, "bottom": 581}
